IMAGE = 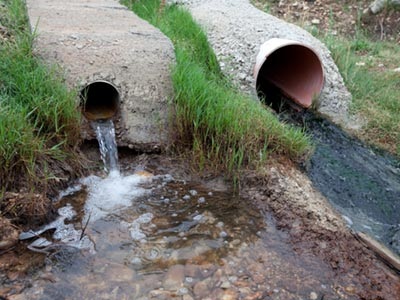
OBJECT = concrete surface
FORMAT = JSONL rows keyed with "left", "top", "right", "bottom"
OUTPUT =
{"left": 169, "top": 0, "right": 356, "bottom": 127}
{"left": 26, "top": 0, "right": 175, "bottom": 151}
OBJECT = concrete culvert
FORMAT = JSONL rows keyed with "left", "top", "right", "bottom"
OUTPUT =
{"left": 254, "top": 39, "right": 324, "bottom": 111}
{"left": 26, "top": 0, "right": 175, "bottom": 151}
{"left": 80, "top": 81, "right": 120, "bottom": 121}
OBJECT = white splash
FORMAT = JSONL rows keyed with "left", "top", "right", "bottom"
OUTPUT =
{"left": 82, "top": 171, "right": 153, "bottom": 223}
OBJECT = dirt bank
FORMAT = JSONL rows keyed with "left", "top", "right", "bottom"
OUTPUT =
{"left": 241, "top": 159, "right": 400, "bottom": 299}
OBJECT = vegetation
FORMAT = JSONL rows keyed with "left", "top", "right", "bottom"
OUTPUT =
{"left": 252, "top": 0, "right": 400, "bottom": 156}
{"left": 123, "top": 0, "right": 311, "bottom": 176}
{"left": 0, "top": 0, "right": 82, "bottom": 194}
{"left": 322, "top": 32, "right": 400, "bottom": 156}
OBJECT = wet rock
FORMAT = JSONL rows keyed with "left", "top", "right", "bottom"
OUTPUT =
{"left": 309, "top": 291, "right": 318, "bottom": 300}
{"left": 0, "top": 217, "right": 19, "bottom": 250}
{"left": 193, "top": 278, "right": 212, "bottom": 298}
{"left": 105, "top": 263, "right": 135, "bottom": 282}
{"left": 149, "top": 289, "right": 173, "bottom": 299}
{"left": 184, "top": 264, "right": 202, "bottom": 278}
{"left": 220, "top": 280, "right": 231, "bottom": 289}
{"left": 244, "top": 292, "right": 264, "bottom": 300}
{"left": 221, "top": 289, "right": 238, "bottom": 300}
{"left": 163, "top": 264, "right": 185, "bottom": 290}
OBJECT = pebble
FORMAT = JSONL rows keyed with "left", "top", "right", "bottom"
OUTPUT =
{"left": 220, "top": 281, "right": 231, "bottom": 289}
{"left": 311, "top": 18, "right": 320, "bottom": 25}
{"left": 189, "top": 190, "right": 198, "bottom": 196}
{"left": 310, "top": 291, "right": 318, "bottom": 300}
{"left": 164, "top": 265, "right": 185, "bottom": 290}
{"left": 193, "top": 278, "right": 211, "bottom": 298}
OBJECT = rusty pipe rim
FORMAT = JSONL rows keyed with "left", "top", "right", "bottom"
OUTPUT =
{"left": 254, "top": 38, "right": 324, "bottom": 109}
{"left": 80, "top": 80, "right": 120, "bottom": 121}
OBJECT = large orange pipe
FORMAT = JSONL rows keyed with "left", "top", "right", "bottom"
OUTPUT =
{"left": 254, "top": 38, "right": 324, "bottom": 109}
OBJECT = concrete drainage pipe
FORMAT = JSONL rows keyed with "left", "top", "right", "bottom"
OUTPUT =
{"left": 254, "top": 38, "right": 324, "bottom": 111}
{"left": 80, "top": 80, "right": 120, "bottom": 121}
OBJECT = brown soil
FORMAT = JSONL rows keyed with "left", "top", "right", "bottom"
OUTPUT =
{"left": 241, "top": 159, "right": 400, "bottom": 300}
{"left": 253, "top": 0, "right": 400, "bottom": 42}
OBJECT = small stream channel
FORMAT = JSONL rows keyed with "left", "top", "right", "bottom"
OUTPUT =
{"left": 291, "top": 111, "right": 400, "bottom": 256}
{"left": 18, "top": 119, "right": 365, "bottom": 300}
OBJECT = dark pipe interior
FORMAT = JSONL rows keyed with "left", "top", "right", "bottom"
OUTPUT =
{"left": 80, "top": 81, "right": 119, "bottom": 121}
{"left": 256, "top": 44, "right": 323, "bottom": 112}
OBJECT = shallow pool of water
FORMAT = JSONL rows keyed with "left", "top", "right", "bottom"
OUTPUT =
{"left": 20, "top": 170, "right": 359, "bottom": 300}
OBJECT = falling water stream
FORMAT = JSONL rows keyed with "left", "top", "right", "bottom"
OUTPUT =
{"left": 91, "top": 119, "right": 119, "bottom": 173}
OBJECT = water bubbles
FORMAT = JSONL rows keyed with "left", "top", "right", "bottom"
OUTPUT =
{"left": 177, "top": 287, "right": 189, "bottom": 295}
{"left": 185, "top": 276, "right": 193, "bottom": 283}
{"left": 145, "top": 247, "right": 161, "bottom": 260}
{"left": 82, "top": 172, "right": 153, "bottom": 222}
{"left": 219, "top": 231, "right": 228, "bottom": 238}
{"left": 131, "top": 257, "right": 141, "bottom": 265}
{"left": 130, "top": 229, "right": 147, "bottom": 241}
{"left": 189, "top": 190, "right": 198, "bottom": 196}
{"left": 216, "top": 221, "right": 224, "bottom": 228}
{"left": 126, "top": 213, "right": 154, "bottom": 242}
{"left": 193, "top": 214, "right": 203, "bottom": 221}
{"left": 137, "top": 213, "right": 154, "bottom": 223}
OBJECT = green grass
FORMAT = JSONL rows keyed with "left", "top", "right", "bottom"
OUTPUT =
{"left": 124, "top": 0, "right": 311, "bottom": 175}
{"left": 0, "top": 0, "right": 82, "bottom": 192}
{"left": 322, "top": 32, "right": 400, "bottom": 155}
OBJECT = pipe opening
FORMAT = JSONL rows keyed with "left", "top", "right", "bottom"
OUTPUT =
{"left": 80, "top": 80, "right": 120, "bottom": 121}
{"left": 255, "top": 40, "right": 324, "bottom": 112}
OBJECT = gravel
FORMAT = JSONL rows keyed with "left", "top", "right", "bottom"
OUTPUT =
{"left": 168, "top": 0, "right": 355, "bottom": 127}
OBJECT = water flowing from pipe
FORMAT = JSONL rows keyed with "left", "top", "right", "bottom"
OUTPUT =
{"left": 90, "top": 119, "right": 119, "bottom": 173}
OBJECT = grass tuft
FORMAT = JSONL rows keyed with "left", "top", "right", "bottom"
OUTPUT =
{"left": 0, "top": 0, "right": 83, "bottom": 193}
{"left": 322, "top": 32, "right": 400, "bottom": 155}
{"left": 124, "top": 0, "right": 311, "bottom": 176}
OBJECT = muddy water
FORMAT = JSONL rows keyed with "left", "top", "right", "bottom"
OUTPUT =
{"left": 20, "top": 171, "right": 359, "bottom": 300}
{"left": 293, "top": 112, "right": 400, "bottom": 255}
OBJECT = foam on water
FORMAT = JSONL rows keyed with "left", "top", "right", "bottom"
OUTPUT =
{"left": 21, "top": 204, "right": 95, "bottom": 253}
{"left": 81, "top": 171, "right": 153, "bottom": 223}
